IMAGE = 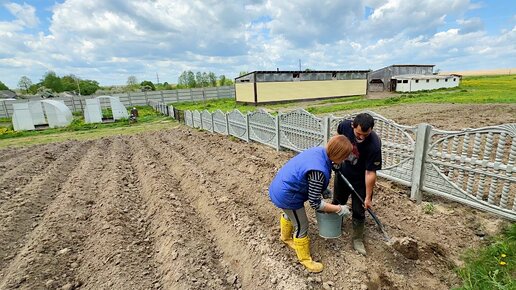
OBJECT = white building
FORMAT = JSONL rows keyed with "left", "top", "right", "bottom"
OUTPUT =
{"left": 392, "top": 74, "right": 460, "bottom": 92}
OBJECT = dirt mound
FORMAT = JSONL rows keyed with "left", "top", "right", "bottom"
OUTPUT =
{"left": 0, "top": 104, "right": 512, "bottom": 289}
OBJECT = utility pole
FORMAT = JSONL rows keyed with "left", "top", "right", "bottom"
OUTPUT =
{"left": 156, "top": 72, "right": 160, "bottom": 84}
{"left": 299, "top": 59, "right": 301, "bottom": 71}
{"left": 76, "top": 77, "right": 81, "bottom": 96}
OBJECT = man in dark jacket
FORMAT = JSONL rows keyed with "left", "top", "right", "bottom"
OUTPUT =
{"left": 333, "top": 113, "right": 382, "bottom": 256}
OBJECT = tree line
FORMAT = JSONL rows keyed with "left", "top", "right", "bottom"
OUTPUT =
{"left": 175, "top": 71, "right": 233, "bottom": 89}
{"left": 0, "top": 70, "right": 236, "bottom": 97}
{"left": 8, "top": 72, "right": 100, "bottom": 96}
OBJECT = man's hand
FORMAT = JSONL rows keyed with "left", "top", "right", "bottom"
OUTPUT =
{"left": 364, "top": 197, "right": 373, "bottom": 209}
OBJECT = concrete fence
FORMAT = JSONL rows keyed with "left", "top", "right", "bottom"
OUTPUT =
{"left": 148, "top": 100, "right": 516, "bottom": 221}
{"left": 0, "top": 86, "right": 235, "bottom": 118}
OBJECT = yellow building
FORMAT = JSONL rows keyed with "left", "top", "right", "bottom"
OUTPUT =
{"left": 235, "top": 70, "right": 369, "bottom": 104}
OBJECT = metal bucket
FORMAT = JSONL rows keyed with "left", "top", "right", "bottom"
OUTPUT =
{"left": 316, "top": 211, "right": 342, "bottom": 238}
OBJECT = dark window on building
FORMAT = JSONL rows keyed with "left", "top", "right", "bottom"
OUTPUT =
{"left": 397, "top": 80, "right": 402, "bottom": 83}
{"left": 436, "top": 79, "right": 439, "bottom": 82}
{"left": 445, "top": 78, "right": 448, "bottom": 82}
{"left": 415, "top": 80, "right": 419, "bottom": 83}
{"left": 453, "top": 78, "right": 456, "bottom": 81}
{"left": 293, "top": 73, "right": 299, "bottom": 78}
{"left": 332, "top": 72, "right": 337, "bottom": 78}
{"left": 402, "top": 80, "right": 408, "bottom": 83}
{"left": 426, "top": 79, "right": 430, "bottom": 83}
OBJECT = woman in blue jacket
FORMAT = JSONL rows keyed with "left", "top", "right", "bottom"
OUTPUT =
{"left": 269, "top": 135, "right": 352, "bottom": 273}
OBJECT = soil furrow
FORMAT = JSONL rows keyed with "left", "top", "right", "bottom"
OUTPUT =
{"left": 129, "top": 134, "right": 235, "bottom": 289}
{"left": 0, "top": 103, "right": 510, "bottom": 290}
{"left": 0, "top": 141, "right": 94, "bottom": 281}
{"left": 0, "top": 142, "right": 69, "bottom": 167}
{"left": 156, "top": 128, "right": 453, "bottom": 289}
{"left": 0, "top": 142, "right": 71, "bottom": 206}
{"left": 0, "top": 139, "right": 104, "bottom": 289}
{"left": 72, "top": 136, "right": 159, "bottom": 290}
{"left": 143, "top": 130, "right": 308, "bottom": 289}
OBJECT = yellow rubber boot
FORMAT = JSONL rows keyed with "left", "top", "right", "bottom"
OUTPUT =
{"left": 280, "top": 215, "right": 295, "bottom": 250}
{"left": 293, "top": 236, "right": 323, "bottom": 273}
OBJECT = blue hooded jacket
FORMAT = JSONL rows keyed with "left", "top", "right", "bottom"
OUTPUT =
{"left": 269, "top": 146, "right": 331, "bottom": 210}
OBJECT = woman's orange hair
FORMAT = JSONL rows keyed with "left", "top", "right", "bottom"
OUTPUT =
{"left": 326, "top": 135, "right": 352, "bottom": 163}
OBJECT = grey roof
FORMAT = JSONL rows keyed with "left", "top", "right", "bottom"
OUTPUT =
{"left": 236, "top": 70, "right": 370, "bottom": 79}
{"left": 0, "top": 90, "right": 16, "bottom": 99}
{"left": 392, "top": 74, "right": 456, "bottom": 80}
{"left": 390, "top": 64, "right": 435, "bottom": 67}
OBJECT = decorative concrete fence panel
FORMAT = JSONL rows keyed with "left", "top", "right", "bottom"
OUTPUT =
{"left": 184, "top": 110, "right": 193, "bottom": 127}
{"left": 213, "top": 110, "right": 228, "bottom": 135}
{"left": 279, "top": 109, "right": 325, "bottom": 152}
{"left": 227, "top": 109, "right": 248, "bottom": 141}
{"left": 201, "top": 110, "right": 213, "bottom": 132}
{"left": 248, "top": 109, "right": 277, "bottom": 148}
{"left": 421, "top": 124, "right": 516, "bottom": 220}
{"left": 192, "top": 111, "right": 202, "bottom": 128}
{"left": 153, "top": 101, "right": 515, "bottom": 221}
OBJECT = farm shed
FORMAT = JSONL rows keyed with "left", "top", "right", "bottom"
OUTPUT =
{"left": 392, "top": 74, "right": 460, "bottom": 92}
{"left": 368, "top": 65, "right": 434, "bottom": 92}
{"left": 235, "top": 70, "right": 369, "bottom": 104}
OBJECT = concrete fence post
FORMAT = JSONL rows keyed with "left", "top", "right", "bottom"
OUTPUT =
{"left": 410, "top": 123, "right": 432, "bottom": 203}
{"left": 245, "top": 113, "right": 250, "bottom": 142}
{"left": 323, "top": 116, "right": 330, "bottom": 145}
{"left": 210, "top": 112, "right": 214, "bottom": 133}
{"left": 275, "top": 114, "right": 281, "bottom": 151}
{"left": 225, "top": 112, "right": 230, "bottom": 135}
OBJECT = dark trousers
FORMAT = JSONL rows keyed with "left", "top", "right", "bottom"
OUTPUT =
{"left": 332, "top": 174, "right": 366, "bottom": 221}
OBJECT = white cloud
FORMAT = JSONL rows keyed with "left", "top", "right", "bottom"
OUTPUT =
{"left": 4, "top": 2, "right": 39, "bottom": 28}
{"left": 0, "top": 0, "right": 514, "bottom": 89}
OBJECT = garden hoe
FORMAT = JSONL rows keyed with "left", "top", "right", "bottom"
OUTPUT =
{"left": 337, "top": 171, "right": 391, "bottom": 242}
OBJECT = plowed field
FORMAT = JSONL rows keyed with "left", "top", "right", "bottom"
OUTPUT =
{"left": 0, "top": 104, "right": 513, "bottom": 290}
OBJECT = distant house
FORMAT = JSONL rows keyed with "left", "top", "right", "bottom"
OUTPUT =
{"left": 368, "top": 65, "right": 435, "bottom": 92}
{"left": 0, "top": 90, "right": 17, "bottom": 99}
{"left": 392, "top": 74, "right": 460, "bottom": 92}
{"left": 235, "top": 70, "right": 370, "bottom": 104}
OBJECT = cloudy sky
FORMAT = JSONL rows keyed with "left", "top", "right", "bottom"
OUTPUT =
{"left": 0, "top": 0, "right": 515, "bottom": 88}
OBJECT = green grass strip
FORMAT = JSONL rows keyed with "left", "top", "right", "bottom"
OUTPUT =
{"left": 454, "top": 223, "right": 516, "bottom": 290}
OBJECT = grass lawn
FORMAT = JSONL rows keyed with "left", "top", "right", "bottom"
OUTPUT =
{"left": 171, "top": 75, "right": 516, "bottom": 115}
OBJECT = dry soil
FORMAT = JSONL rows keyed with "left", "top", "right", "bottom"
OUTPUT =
{"left": 0, "top": 103, "right": 514, "bottom": 290}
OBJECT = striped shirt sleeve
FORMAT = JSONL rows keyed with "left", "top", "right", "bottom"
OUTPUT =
{"left": 307, "top": 170, "right": 327, "bottom": 210}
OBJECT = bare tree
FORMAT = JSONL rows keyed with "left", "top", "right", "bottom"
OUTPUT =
{"left": 127, "top": 76, "right": 138, "bottom": 86}
{"left": 18, "top": 76, "right": 33, "bottom": 94}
